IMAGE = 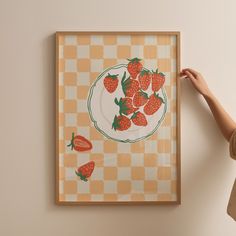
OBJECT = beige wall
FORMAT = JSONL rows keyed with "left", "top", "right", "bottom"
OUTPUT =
{"left": 0, "top": 0, "right": 236, "bottom": 235}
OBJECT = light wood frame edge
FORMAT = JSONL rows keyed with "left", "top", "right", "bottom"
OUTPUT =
{"left": 55, "top": 31, "right": 181, "bottom": 205}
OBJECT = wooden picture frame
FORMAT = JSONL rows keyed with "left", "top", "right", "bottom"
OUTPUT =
{"left": 56, "top": 31, "right": 181, "bottom": 205}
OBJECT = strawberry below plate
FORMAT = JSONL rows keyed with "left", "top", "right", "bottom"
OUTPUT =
{"left": 87, "top": 64, "right": 168, "bottom": 143}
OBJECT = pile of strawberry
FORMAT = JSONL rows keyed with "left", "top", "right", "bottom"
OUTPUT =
{"left": 103, "top": 58, "right": 165, "bottom": 131}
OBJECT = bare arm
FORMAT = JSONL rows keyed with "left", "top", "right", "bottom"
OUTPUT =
{"left": 181, "top": 68, "right": 236, "bottom": 141}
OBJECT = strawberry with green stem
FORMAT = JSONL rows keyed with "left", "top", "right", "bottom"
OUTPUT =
{"left": 127, "top": 58, "right": 143, "bottom": 79}
{"left": 67, "top": 132, "right": 92, "bottom": 152}
{"left": 131, "top": 111, "right": 147, "bottom": 126}
{"left": 115, "top": 97, "right": 138, "bottom": 116}
{"left": 121, "top": 71, "right": 140, "bottom": 97}
{"left": 103, "top": 73, "right": 119, "bottom": 93}
{"left": 112, "top": 115, "right": 131, "bottom": 131}
{"left": 144, "top": 92, "right": 165, "bottom": 115}
{"left": 75, "top": 161, "right": 95, "bottom": 182}
{"left": 133, "top": 90, "right": 149, "bottom": 107}
{"left": 138, "top": 69, "right": 151, "bottom": 91}
{"left": 151, "top": 69, "right": 165, "bottom": 92}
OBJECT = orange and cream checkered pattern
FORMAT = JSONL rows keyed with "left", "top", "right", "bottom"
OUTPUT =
{"left": 57, "top": 33, "right": 178, "bottom": 203}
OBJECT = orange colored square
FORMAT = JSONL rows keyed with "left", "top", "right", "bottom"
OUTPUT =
{"left": 149, "top": 132, "right": 158, "bottom": 140}
{"left": 59, "top": 59, "right": 65, "bottom": 72}
{"left": 117, "top": 46, "right": 131, "bottom": 59}
{"left": 59, "top": 140, "right": 65, "bottom": 153}
{"left": 131, "top": 141, "right": 145, "bottom": 153}
{"left": 58, "top": 86, "right": 65, "bottom": 99}
{"left": 77, "top": 113, "right": 91, "bottom": 126}
{"left": 104, "top": 167, "right": 117, "bottom": 180}
{"left": 64, "top": 127, "right": 77, "bottom": 140}
{"left": 77, "top": 194, "right": 91, "bottom": 201}
{"left": 64, "top": 45, "right": 76, "bottom": 58}
{"left": 103, "top": 59, "right": 117, "bottom": 68}
{"left": 131, "top": 194, "right": 145, "bottom": 201}
{"left": 144, "top": 180, "right": 157, "bottom": 193}
{"left": 157, "top": 59, "right": 171, "bottom": 72}
{"left": 117, "top": 154, "right": 131, "bottom": 166}
{"left": 58, "top": 113, "right": 64, "bottom": 126}
{"left": 59, "top": 167, "right": 65, "bottom": 180}
{"left": 90, "top": 180, "right": 104, "bottom": 194}
{"left": 165, "top": 85, "right": 171, "bottom": 98}
{"left": 64, "top": 100, "right": 77, "bottom": 113}
{"left": 64, "top": 72, "right": 77, "bottom": 85}
{"left": 117, "top": 180, "right": 131, "bottom": 194}
{"left": 172, "top": 127, "right": 176, "bottom": 139}
{"left": 77, "top": 59, "right": 90, "bottom": 72}
{"left": 90, "top": 72, "right": 100, "bottom": 84}
{"left": 77, "top": 85, "right": 89, "bottom": 99}
{"left": 77, "top": 35, "right": 90, "bottom": 45}
{"left": 158, "top": 167, "right": 171, "bottom": 180}
{"left": 171, "top": 45, "right": 176, "bottom": 59}
{"left": 171, "top": 180, "right": 177, "bottom": 193}
{"left": 144, "top": 154, "right": 157, "bottom": 167}
{"left": 171, "top": 100, "right": 176, "bottom": 112}
{"left": 104, "top": 194, "right": 117, "bottom": 201}
{"left": 157, "top": 36, "right": 171, "bottom": 45}
{"left": 64, "top": 154, "right": 77, "bottom": 167}
{"left": 103, "top": 35, "right": 117, "bottom": 45}
{"left": 131, "top": 167, "right": 145, "bottom": 180}
{"left": 90, "top": 154, "right": 104, "bottom": 167}
{"left": 162, "top": 112, "right": 171, "bottom": 126}
{"left": 131, "top": 35, "right": 145, "bottom": 45}
{"left": 90, "top": 126, "right": 103, "bottom": 140}
{"left": 104, "top": 140, "right": 118, "bottom": 153}
{"left": 90, "top": 46, "right": 103, "bottom": 59}
{"left": 158, "top": 193, "right": 172, "bottom": 201}
{"left": 64, "top": 180, "right": 77, "bottom": 194}
{"left": 144, "top": 46, "right": 157, "bottom": 59}
{"left": 158, "top": 140, "right": 171, "bottom": 153}
{"left": 59, "top": 194, "right": 65, "bottom": 201}
{"left": 58, "top": 35, "right": 64, "bottom": 45}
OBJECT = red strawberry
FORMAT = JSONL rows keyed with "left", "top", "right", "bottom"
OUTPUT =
{"left": 133, "top": 90, "right": 149, "bottom": 107}
{"left": 121, "top": 72, "right": 140, "bottom": 97}
{"left": 75, "top": 161, "right": 95, "bottom": 182}
{"left": 144, "top": 93, "right": 164, "bottom": 115}
{"left": 67, "top": 133, "right": 92, "bottom": 152}
{"left": 115, "top": 97, "right": 138, "bottom": 115}
{"left": 112, "top": 115, "right": 131, "bottom": 131}
{"left": 104, "top": 73, "right": 119, "bottom": 93}
{"left": 138, "top": 70, "right": 151, "bottom": 90}
{"left": 127, "top": 58, "right": 143, "bottom": 79}
{"left": 131, "top": 111, "right": 147, "bottom": 126}
{"left": 151, "top": 69, "right": 165, "bottom": 92}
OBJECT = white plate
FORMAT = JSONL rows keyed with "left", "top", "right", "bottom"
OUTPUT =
{"left": 87, "top": 64, "right": 167, "bottom": 143}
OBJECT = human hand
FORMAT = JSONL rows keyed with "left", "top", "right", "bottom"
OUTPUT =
{"left": 180, "top": 68, "right": 212, "bottom": 97}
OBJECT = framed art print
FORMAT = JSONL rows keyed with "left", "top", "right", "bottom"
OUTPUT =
{"left": 56, "top": 31, "right": 181, "bottom": 204}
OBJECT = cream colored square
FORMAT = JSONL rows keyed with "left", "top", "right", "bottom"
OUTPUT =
{"left": 77, "top": 45, "right": 89, "bottom": 58}
{"left": 104, "top": 46, "right": 117, "bottom": 58}
{"left": 91, "top": 59, "right": 103, "bottom": 72}
{"left": 158, "top": 180, "right": 171, "bottom": 193}
{"left": 131, "top": 154, "right": 144, "bottom": 166}
{"left": 65, "top": 86, "right": 76, "bottom": 100}
{"left": 104, "top": 181, "right": 117, "bottom": 193}
{"left": 158, "top": 45, "right": 171, "bottom": 59}
{"left": 103, "top": 154, "right": 117, "bottom": 166}
{"left": 77, "top": 72, "right": 90, "bottom": 86}
{"left": 117, "top": 167, "right": 131, "bottom": 180}
{"left": 76, "top": 99, "right": 87, "bottom": 112}
{"left": 65, "top": 59, "right": 76, "bottom": 72}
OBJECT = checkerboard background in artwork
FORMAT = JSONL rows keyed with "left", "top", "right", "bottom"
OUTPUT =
{"left": 57, "top": 33, "right": 178, "bottom": 202}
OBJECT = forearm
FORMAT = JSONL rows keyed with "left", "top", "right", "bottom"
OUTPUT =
{"left": 203, "top": 91, "right": 236, "bottom": 141}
